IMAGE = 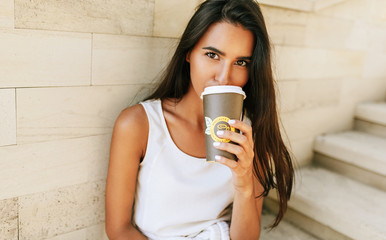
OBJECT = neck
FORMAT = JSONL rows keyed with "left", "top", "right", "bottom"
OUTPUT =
{"left": 166, "top": 84, "right": 205, "bottom": 130}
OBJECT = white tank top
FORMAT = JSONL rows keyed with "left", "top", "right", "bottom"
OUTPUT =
{"left": 133, "top": 99, "right": 234, "bottom": 239}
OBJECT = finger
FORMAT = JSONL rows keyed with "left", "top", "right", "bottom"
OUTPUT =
{"left": 228, "top": 119, "right": 253, "bottom": 144}
{"left": 213, "top": 141, "right": 244, "bottom": 157}
{"left": 213, "top": 142, "right": 253, "bottom": 167}
{"left": 214, "top": 155, "right": 238, "bottom": 169}
{"left": 216, "top": 130, "right": 250, "bottom": 149}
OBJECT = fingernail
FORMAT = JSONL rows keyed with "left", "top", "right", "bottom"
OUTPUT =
{"left": 228, "top": 119, "right": 236, "bottom": 124}
{"left": 217, "top": 130, "right": 224, "bottom": 136}
{"left": 215, "top": 155, "right": 221, "bottom": 161}
{"left": 213, "top": 142, "right": 220, "bottom": 147}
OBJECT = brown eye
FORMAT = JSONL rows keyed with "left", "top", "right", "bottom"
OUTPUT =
{"left": 206, "top": 52, "right": 219, "bottom": 60}
{"left": 235, "top": 60, "right": 248, "bottom": 67}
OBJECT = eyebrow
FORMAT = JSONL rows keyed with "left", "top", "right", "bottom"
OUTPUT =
{"left": 202, "top": 46, "right": 252, "bottom": 61}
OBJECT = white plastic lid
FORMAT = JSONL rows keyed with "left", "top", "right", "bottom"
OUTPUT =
{"left": 200, "top": 85, "right": 246, "bottom": 99}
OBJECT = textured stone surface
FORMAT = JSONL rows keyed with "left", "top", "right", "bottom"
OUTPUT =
{"left": 0, "top": 0, "right": 14, "bottom": 29}
{"left": 16, "top": 85, "right": 146, "bottom": 144}
{"left": 268, "top": 167, "right": 386, "bottom": 239}
{"left": 0, "top": 89, "right": 16, "bottom": 146}
{"left": 0, "top": 29, "right": 91, "bottom": 88}
{"left": 356, "top": 102, "right": 386, "bottom": 125}
{"left": 363, "top": 49, "right": 386, "bottom": 79}
{"left": 260, "top": 209, "right": 319, "bottom": 240}
{"left": 260, "top": 0, "right": 347, "bottom": 12}
{"left": 15, "top": 0, "right": 155, "bottom": 36}
{"left": 355, "top": 119, "right": 386, "bottom": 138}
{"left": 0, "top": 198, "right": 18, "bottom": 240}
{"left": 46, "top": 223, "right": 108, "bottom": 240}
{"left": 314, "top": 131, "right": 386, "bottom": 177}
{"left": 260, "top": 0, "right": 314, "bottom": 12}
{"left": 276, "top": 80, "right": 297, "bottom": 113}
{"left": 0, "top": 135, "right": 110, "bottom": 200}
{"left": 305, "top": 15, "right": 353, "bottom": 49}
{"left": 280, "top": 106, "right": 353, "bottom": 142}
{"left": 19, "top": 180, "right": 105, "bottom": 240}
{"left": 153, "top": 0, "right": 202, "bottom": 38}
{"left": 318, "top": 0, "right": 376, "bottom": 21}
{"left": 273, "top": 46, "right": 365, "bottom": 80}
{"left": 293, "top": 78, "right": 341, "bottom": 110}
{"left": 92, "top": 34, "right": 177, "bottom": 85}
{"left": 261, "top": 5, "right": 308, "bottom": 46}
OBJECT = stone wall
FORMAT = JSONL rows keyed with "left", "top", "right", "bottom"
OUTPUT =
{"left": 0, "top": 0, "right": 385, "bottom": 239}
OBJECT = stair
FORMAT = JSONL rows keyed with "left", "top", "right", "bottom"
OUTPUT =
{"left": 260, "top": 209, "right": 320, "bottom": 240}
{"left": 354, "top": 102, "right": 386, "bottom": 138}
{"left": 314, "top": 131, "right": 386, "bottom": 191}
{"left": 264, "top": 101, "right": 386, "bottom": 240}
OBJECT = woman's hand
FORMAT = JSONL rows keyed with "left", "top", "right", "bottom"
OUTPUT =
{"left": 213, "top": 119, "right": 255, "bottom": 195}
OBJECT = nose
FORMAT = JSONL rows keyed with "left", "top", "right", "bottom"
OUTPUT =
{"left": 215, "top": 62, "right": 232, "bottom": 85}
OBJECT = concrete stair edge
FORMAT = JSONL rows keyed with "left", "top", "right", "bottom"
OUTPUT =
{"left": 354, "top": 119, "right": 386, "bottom": 138}
{"left": 355, "top": 101, "right": 386, "bottom": 126}
{"left": 267, "top": 167, "right": 386, "bottom": 240}
{"left": 313, "top": 131, "right": 386, "bottom": 177}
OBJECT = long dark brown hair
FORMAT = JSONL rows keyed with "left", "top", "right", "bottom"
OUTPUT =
{"left": 146, "top": 0, "right": 294, "bottom": 228}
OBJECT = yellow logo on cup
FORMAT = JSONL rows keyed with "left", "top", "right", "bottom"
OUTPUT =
{"left": 205, "top": 116, "right": 235, "bottom": 142}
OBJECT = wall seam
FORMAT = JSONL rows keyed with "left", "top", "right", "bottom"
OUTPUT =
{"left": 90, "top": 33, "right": 94, "bottom": 86}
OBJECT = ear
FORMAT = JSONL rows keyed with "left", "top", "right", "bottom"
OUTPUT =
{"left": 186, "top": 51, "right": 191, "bottom": 63}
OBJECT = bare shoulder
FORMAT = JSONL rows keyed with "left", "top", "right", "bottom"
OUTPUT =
{"left": 115, "top": 104, "right": 147, "bottom": 129}
{"left": 112, "top": 103, "right": 148, "bottom": 159}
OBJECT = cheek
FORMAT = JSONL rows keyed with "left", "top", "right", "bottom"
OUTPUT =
{"left": 190, "top": 56, "right": 212, "bottom": 82}
{"left": 233, "top": 69, "right": 250, "bottom": 87}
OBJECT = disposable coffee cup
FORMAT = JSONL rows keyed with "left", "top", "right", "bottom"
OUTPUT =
{"left": 201, "top": 85, "right": 246, "bottom": 162}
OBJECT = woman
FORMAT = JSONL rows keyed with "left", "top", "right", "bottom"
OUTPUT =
{"left": 105, "top": 0, "right": 294, "bottom": 239}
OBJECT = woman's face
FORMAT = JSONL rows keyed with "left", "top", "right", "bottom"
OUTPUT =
{"left": 187, "top": 21, "right": 254, "bottom": 98}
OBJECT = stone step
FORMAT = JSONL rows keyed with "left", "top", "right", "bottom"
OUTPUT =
{"left": 265, "top": 167, "right": 386, "bottom": 240}
{"left": 260, "top": 209, "right": 320, "bottom": 240}
{"left": 354, "top": 102, "right": 386, "bottom": 138}
{"left": 313, "top": 131, "right": 386, "bottom": 191}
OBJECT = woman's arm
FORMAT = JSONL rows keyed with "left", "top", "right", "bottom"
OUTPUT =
{"left": 213, "top": 119, "right": 263, "bottom": 240}
{"left": 229, "top": 175, "right": 263, "bottom": 239}
{"left": 105, "top": 105, "right": 148, "bottom": 240}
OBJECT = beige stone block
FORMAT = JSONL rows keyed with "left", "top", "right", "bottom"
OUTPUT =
{"left": 261, "top": 0, "right": 348, "bottom": 12}
{"left": 15, "top": 0, "right": 154, "bottom": 36}
{"left": 293, "top": 78, "right": 342, "bottom": 111}
{"left": 153, "top": 0, "right": 203, "bottom": 38}
{"left": 373, "top": 0, "right": 386, "bottom": 23}
{"left": 0, "top": 198, "right": 18, "bottom": 240}
{"left": 267, "top": 24, "right": 307, "bottom": 46}
{"left": 260, "top": 6, "right": 309, "bottom": 46}
{"left": 289, "top": 137, "right": 315, "bottom": 167}
{"left": 346, "top": 21, "right": 372, "bottom": 51}
{"left": 363, "top": 50, "right": 386, "bottom": 79}
{"left": 276, "top": 80, "right": 297, "bottom": 113}
{"left": 0, "top": 29, "right": 91, "bottom": 88}
{"left": 280, "top": 105, "right": 354, "bottom": 143}
{"left": 317, "top": 0, "right": 372, "bottom": 21}
{"left": 17, "top": 85, "right": 146, "bottom": 144}
{"left": 341, "top": 77, "right": 386, "bottom": 104}
{"left": 0, "top": 134, "right": 110, "bottom": 200}
{"left": 19, "top": 180, "right": 105, "bottom": 240}
{"left": 0, "top": 89, "right": 16, "bottom": 146}
{"left": 260, "top": 5, "right": 309, "bottom": 26}
{"left": 273, "top": 46, "right": 365, "bottom": 80}
{"left": 0, "top": 0, "right": 14, "bottom": 29}
{"left": 259, "top": 0, "right": 314, "bottom": 12}
{"left": 47, "top": 223, "right": 108, "bottom": 240}
{"left": 305, "top": 15, "right": 354, "bottom": 49}
{"left": 367, "top": 24, "right": 386, "bottom": 52}
{"left": 92, "top": 34, "right": 177, "bottom": 85}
